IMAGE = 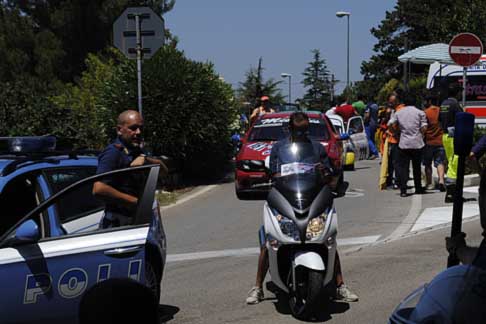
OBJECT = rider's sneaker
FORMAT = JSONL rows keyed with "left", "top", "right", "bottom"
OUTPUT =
{"left": 335, "top": 284, "right": 359, "bottom": 302}
{"left": 246, "top": 287, "right": 264, "bottom": 305}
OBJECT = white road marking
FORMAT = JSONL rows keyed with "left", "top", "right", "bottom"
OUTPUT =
{"left": 410, "top": 204, "right": 479, "bottom": 232}
{"left": 160, "top": 185, "right": 218, "bottom": 211}
{"left": 166, "top": 235, "right": 381, "bottom": 263}
{"left": 464, "top": 186, "right": 479, "bottom": 194}
{"left": 385, "top": 194, "right": 422, "bottom": 241}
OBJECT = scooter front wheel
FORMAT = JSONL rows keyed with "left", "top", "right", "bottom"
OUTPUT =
{"left": 287, "top": 268, "right": 324, "bottom": 320}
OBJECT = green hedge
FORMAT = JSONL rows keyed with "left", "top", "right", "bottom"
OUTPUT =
{"left": 50, "top": 47, "right": 237, "bottom": 178}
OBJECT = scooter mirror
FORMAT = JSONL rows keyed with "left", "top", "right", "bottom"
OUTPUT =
{"left": 334, "top": 181, "right": 349, "bottom": 198}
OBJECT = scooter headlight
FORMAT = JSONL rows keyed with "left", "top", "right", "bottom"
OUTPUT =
{"left": 274, "top": 213, "right": 299, "bottom": 240}
{"left": 306, "top": 213, "right": 327, "bottom": 240}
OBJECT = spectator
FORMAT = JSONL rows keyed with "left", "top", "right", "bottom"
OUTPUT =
{"left": 423, "top": 93, "right": 446, "bottom": 192}
{"left": 352, "top": 94, "right": 366, "bottom": 116}
{"left": 386, "top": 92, "right": 404, "bottom": 189}
{"left": 328, "top": 96, "right": 358, "bottom": 123}
{"left": 364, "top": 97, "right": 379, "bottom": 160}
{"left": 389, "top": 92, "right": 427, "bottom": 197}
{"left": 250, "top": 96, "right": 275, "bottom": 124}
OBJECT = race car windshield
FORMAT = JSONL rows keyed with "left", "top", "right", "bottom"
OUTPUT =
{"left": 249, "top": 117, "right": 329, "bottom": 141}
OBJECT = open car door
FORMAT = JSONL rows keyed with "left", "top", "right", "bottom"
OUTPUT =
{"left": 0, "top": 165, "right": 160, "bottom": 323}
{"left": 347, "top": 116, "right": 369, "bottom": 160}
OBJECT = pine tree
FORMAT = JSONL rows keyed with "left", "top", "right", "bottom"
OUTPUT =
{"left": 301, "top": 49, "right": 332, "bottom": 110}
{"left": 237, "top": 57, "right": 284, "bottom": 109}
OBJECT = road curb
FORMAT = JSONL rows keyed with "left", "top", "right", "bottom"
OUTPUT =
{"left": 160, "top": 184, "right": 218, "bottom": 211}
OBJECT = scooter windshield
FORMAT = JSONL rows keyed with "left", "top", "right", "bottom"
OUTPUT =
{"left": 273, "top": 141, "right": 322, "bottom": 212}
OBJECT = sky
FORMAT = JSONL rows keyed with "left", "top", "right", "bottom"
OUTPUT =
{"left": 165, "top": 1, "right": 397, "bottom": 101}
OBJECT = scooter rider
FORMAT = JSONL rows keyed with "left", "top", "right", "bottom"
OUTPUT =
{"left": 246, "top": 111, "right": 359, "bottom": 304}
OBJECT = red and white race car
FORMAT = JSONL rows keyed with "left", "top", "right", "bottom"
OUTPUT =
{"left": 235, "top": 111, "right": 344, "bottom": 199}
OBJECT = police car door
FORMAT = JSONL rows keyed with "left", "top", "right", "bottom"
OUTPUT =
{"left": 347, "top": 116, "right": 369, "bottom": 160}
{"left": 0, "top": 165, "right": 159, "bottom": 323}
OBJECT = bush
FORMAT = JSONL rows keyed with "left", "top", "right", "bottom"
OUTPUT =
{"left": 51, "top": 47, "right": 237, "bottom": 178}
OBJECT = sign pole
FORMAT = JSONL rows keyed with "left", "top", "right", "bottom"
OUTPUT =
{"left": 448, "top": 154, "right": 466, "bottom": 267}
{"left": 135, "top": 14, "right": 143, "bottom": 119}
{"left": 462, "top": 66, "right": 467, "bottom": 108}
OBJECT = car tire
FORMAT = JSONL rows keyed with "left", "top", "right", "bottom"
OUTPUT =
{"left": 146, "top": 261, "right": 161, "bottom": 302}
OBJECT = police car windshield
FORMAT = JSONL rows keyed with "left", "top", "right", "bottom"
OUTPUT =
{"left": 249, "top": 117, "right": 329, "bottom": 142}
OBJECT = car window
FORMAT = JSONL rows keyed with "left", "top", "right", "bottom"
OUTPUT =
{"left": 249, "top": 117, "right": 329, "bottom": 141}
{"left": 44, "top": 167, "right": 103, "bottom": 225}
{"left": 0, "top": 173, "right": 40, "bottom": 237}
{"left": 348, "top": 117, "right": 364, "bottom": 134}
{"left": 38, "top": 166, "right": 156, "bottom": 236}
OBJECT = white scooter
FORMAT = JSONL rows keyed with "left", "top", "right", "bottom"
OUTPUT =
{"left": 262, "top": 141, "right": 347, "bottom": 319}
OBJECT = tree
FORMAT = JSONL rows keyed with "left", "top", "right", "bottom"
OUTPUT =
{"left": 236, "top": 57, "right": 284, "bottom": 109}
{"left": 360, "top": 0, "right": 486, "bottom": 101}
{"left": 51, "top": 47, "right": 238, "bottom": 177}
{"left": 301, "top": 49, "right": 332, "bottom": 110}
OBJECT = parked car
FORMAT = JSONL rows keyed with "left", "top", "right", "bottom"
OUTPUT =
{"left": 0, "top": 136, "right": 166, "bottom": 323}
{"left": 326, "top": 114, "right": 369, "bottom": 170}
{"left": 235, "top": 112, "right": 344, "bottom": 199}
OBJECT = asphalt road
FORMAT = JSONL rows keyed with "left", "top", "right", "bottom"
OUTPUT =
{"left": 157, "top": 159, "right": 483, "bottom": 323}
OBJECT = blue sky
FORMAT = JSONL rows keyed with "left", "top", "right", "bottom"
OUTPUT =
{"left": 165, "top": 1, "right": 397, "bottom": 101}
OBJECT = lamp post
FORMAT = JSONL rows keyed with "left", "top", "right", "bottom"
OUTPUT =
{"left": 281, "top": 73, "right": 292, "bottom": 104}
{"left": 336, "top": 11, "right": 351, "bottom": 89}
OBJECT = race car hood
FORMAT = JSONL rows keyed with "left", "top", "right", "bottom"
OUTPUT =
{"left": 238, "top": 141, "right": 275, "bottom": 161}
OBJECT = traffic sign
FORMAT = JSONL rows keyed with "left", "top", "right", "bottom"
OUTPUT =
{"left": 113, "top": 7, "right": 165, "bottom": 60}
{"left": 449, "top": 33, "right": 483, "bottom": 67}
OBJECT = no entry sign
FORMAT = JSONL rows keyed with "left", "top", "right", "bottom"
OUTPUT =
{"left": 449, "top": 33, "right": 483, "bottom": 67}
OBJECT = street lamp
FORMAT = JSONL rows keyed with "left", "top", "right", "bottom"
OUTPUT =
{"left": 336, "top": 11, "right": 351, "bottom": 89}
{"left": 281, "top": 73, "right": 292, "bottom": 104}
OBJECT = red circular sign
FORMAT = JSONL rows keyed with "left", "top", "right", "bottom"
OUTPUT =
{"left": 449, "top": 33, "right": 484, "bottom": 67}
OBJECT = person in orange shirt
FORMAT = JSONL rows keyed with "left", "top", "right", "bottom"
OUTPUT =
{"left": 250, "top": 96, "right": 275, "bottom": 124}
{"left": 423, "top": 94, "right": 446, "bottom": 192}
{"left": 385, "top": 92, "right": 404, "bottom": 189}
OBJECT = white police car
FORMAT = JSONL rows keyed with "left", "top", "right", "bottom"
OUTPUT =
{"left": 0, "top": 136, "right": 166, "bottom": 323}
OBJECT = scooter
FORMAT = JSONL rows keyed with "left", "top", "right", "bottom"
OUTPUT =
{"left": 261, "top": 141, "right": 347, "bottom": 319}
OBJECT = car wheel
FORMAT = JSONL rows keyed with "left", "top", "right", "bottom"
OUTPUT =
{"left": 146, "top": 261, "right": 161, "bottom": 302}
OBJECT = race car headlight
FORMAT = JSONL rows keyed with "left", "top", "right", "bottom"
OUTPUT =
{"left": 237, "top": 160, "right": 265, "bottom": 171}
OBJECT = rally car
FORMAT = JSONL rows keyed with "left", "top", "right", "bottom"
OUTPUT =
{"left": 326, "top": 114, "right": 369, "bottom": 170}
{"left": 0, "top": 136, "right": 166, "bottom": 323}
{"left": 235, "top": 112, "right": 344, "bottom": 199}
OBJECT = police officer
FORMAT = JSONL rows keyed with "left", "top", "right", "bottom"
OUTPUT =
{"left": 93, "top": 110, "right": 167, "bottom": 228}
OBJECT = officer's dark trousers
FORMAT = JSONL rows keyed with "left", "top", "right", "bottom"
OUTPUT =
{"left": 399, "top": 148, "right": 423, "bottom": 194}
{"left": 387, "top": 143, "right": 401, "bottom": 186}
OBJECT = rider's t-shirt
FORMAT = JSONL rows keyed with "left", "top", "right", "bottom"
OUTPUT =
{"left": 269, "top": 137, "right": 332, "bottom": 175}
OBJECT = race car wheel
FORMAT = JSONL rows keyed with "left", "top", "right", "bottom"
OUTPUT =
{"left": 146, "top": 261, "right": 161, "bottom": 302}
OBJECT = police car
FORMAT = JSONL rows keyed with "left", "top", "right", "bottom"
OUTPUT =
{"left": 0, "top": 136, "right": 166, "bottom": 323}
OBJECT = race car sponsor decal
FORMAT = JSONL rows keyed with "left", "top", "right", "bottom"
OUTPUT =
{"left": 254, "top": 117, "right": 321, "bottom": 128}
{"left": 247, "top": 142, "right": 274, "bottom": 156}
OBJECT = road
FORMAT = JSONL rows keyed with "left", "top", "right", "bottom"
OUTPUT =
{"left": 157, "top": 160, "right": 482, "bottom": 323}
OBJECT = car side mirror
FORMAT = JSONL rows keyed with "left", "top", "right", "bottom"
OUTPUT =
{"left": 339, "top": 133, "right": 350, "bottom": 141}
{"left": 10, "top": 220, "right": 40, "bottom": 246}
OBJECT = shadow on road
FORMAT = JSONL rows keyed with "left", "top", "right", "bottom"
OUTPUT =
{"left": 267, "top": 282, "right": 350, "bottom": 322}
{"left": 158, "top": 304, "right": 180, "bottom": 323}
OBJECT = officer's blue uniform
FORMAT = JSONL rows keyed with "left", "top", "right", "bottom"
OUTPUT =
{"left": 96, "top": 137, "right": 141, "bottom": 228}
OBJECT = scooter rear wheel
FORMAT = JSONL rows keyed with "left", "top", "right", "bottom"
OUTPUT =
{"left": 287, "top": 268, "right": 324, "bottom": 320}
